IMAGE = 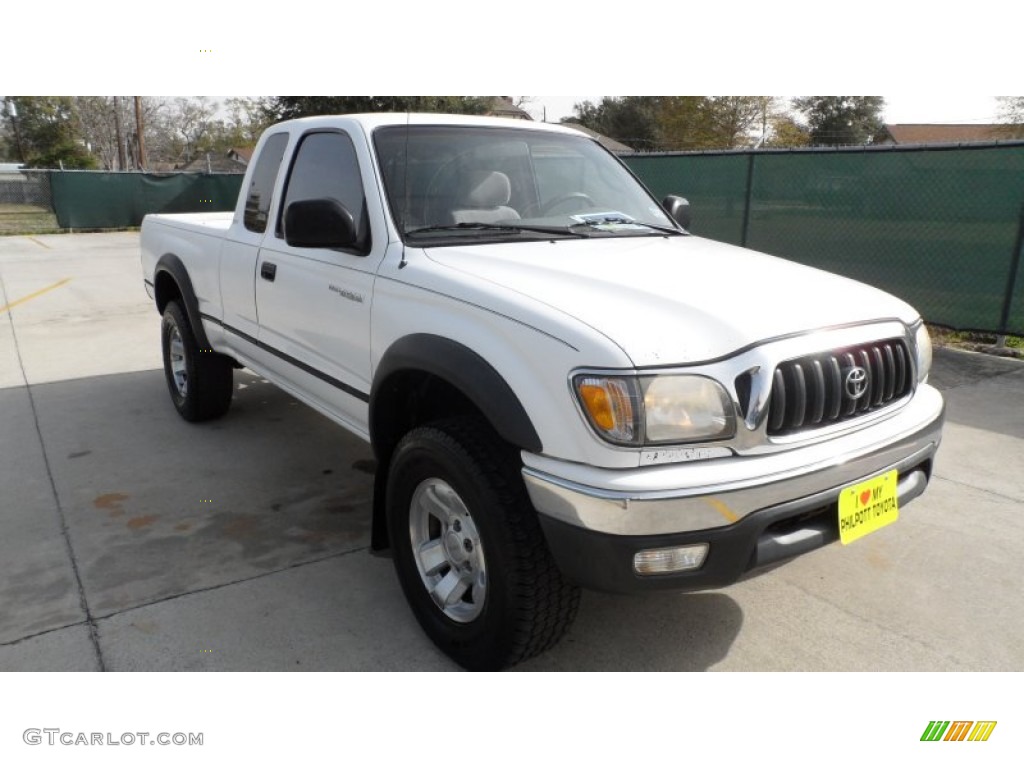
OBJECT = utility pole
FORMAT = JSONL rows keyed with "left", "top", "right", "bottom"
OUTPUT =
{"left": 6, "top": 99, "right": 26, "bottom": 164}
{"left": 113, "top": 96, "right": 127, "bottom": 170}
{"left": 134, "top": 96, "right": 147, "bottom": 170}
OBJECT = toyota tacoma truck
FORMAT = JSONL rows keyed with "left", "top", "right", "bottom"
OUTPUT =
{"left": 140, "top": 113, "right": 945, "bottom": 670}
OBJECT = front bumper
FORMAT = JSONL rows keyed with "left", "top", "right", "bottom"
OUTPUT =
{"left": 524, "top": 385, "right": 944, "bottom": 594}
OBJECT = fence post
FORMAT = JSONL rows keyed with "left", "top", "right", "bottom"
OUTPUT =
{"left": 740, "top": 151, "right": 755, "bottom": 247}
{"left": 997, "top": 203, "right": 1024, "bottom": 344}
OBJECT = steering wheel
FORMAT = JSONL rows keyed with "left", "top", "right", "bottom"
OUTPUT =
{"left": 539, "top": 192, "right": 596, "bottom": 215}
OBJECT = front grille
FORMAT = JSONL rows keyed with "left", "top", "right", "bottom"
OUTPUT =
{"left": 766, "top": 338, "right": 913, "bottom": 436}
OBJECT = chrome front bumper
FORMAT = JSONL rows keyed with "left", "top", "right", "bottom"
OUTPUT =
{"left": 523, "top": 384, "right": 944, "bottom": 537}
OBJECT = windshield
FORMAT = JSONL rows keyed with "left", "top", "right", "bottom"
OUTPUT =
{"left": 373, "top": 125, "right": 678, "bottom": 244}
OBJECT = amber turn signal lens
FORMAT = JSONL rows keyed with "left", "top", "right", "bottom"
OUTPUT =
{"left": 574, "top": 376, "right": 639, "bottom": 444}
{"left": 579, "top": 384, "right": 615, "bottom": 431}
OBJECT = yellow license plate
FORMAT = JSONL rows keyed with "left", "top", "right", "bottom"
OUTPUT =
{"left": 838, "top": 471, "right": 899, "bottom": 545}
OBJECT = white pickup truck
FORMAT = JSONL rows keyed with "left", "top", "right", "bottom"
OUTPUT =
{"left": 141, "top": 113, "right": 944, "bottom": 670}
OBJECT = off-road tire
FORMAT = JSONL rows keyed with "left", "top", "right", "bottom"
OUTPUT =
{"left": 160, "top": 300, "right": 233, "bottom": 422}
{"left": 386, "top": 418, "right": 580, "bottom": 671}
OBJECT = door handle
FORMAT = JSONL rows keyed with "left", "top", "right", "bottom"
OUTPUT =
{"left": 260, "top": 262, "right": 277, "bottom": 282}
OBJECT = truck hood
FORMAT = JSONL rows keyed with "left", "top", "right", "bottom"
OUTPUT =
{"left": 424, "top": 235, "right": 918, "bottom": 366}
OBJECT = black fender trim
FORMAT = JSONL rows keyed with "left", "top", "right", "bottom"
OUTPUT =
{"left": 153, "top": 253, "right": 212, "bottom": 350}
{"left": 368, "top": 334, "right": 543, "bottom": 553}
{"left": 371, "top": 334, "right": 543, "bottom": 454}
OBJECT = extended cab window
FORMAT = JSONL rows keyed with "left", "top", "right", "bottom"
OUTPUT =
{"left": 279, "top": 131, "right": 369, "bottom": 252}
{"left": 243, "top": 133, "right": 289, "bottom": 233}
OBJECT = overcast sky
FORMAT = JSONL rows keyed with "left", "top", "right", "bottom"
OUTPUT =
{"left": 3, "top": 6, "right": 1016, "bottom": 132}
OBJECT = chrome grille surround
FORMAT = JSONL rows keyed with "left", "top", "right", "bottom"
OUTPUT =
{"left": 764, "top": 338, "right": 913, "bottom": 436}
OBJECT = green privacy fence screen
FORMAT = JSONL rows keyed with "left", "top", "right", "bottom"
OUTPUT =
{"left": 625, "top": 143, "right": 1024, "bottom": 336}
{"left": 49, "top": 171, "right": 245, "bottom": 230}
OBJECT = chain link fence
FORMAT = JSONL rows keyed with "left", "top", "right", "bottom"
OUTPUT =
{"left": 47, "top": 171, "right": 244, "bottom": 229}
{"left": 0, "top": 170, "right": 245, "bottom": 234}
{"left": 625, "top": 142, "right": 1024, "bottom": 337}
{"left": 0, "top": 170, "right": 57, "bottom": 234}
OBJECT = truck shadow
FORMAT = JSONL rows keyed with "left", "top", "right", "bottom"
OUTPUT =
{"left": 13, "top": 367, "right": 748, "bottom": 670}
{"left": 519, "top": 591, "right": 743, "bottom": 671}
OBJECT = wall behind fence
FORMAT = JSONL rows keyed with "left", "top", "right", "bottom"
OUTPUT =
{"left": 625, "top": 144, "right": 1024, "bottom": 337}
{"left": 49, "top": 172, "right": 245, "bottom": 229}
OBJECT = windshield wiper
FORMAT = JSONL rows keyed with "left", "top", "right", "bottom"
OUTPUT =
{"left": 568, "top": 218, "right": 686, "bottom": 236}
{"left": 632, "top": 221, "right": 688, "bottom": 235}
{"left": 404, "top": 222, "right": 590, "bottom": 238}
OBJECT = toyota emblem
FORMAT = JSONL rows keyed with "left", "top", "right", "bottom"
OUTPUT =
{"left": 845, "top": 366, "right": 869, "bottom": 400}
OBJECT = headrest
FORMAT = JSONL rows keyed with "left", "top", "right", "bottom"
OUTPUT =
{"left": 462, "top": 171, "right": 512, "bottom": 208}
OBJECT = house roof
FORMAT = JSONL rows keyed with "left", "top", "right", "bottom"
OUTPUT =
{"left": 880, "top": 123, "right": 1015, "bottom": 144}
{"left": 486, "top": 97, "right": 532, "bottom": 120}
{"left": 229, "top": 147, "right": 254, "bottom": 164}
{"left": 560, "top": 122, "right": 633, "bottom": 153}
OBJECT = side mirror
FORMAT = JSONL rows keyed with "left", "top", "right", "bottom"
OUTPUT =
{"left": 662, "top": 195, "right": 691, "bottom": 230}
{"left": 284, "top": 198, "right": 357, "bottom": 249}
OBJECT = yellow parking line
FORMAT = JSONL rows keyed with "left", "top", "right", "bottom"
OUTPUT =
{"left": 26, "top": 236, "right": 51, "bottom": 249}
{"left": 0, "top": 278, "right": 72, "bottom": 315}
{"left": 707, "top": 497, "right": 739, "bottom": 524}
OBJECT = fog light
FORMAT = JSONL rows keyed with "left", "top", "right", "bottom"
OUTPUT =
{"left": 633, "top": 544, "right": 709, "bottom": 575}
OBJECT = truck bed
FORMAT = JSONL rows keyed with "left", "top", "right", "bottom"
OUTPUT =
{"left": 144, "top": 211, "right": 234, "bottom": 236}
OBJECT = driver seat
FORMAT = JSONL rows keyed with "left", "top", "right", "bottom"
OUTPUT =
{"left": 451, "top": 171, "right": 520, "bottom": 224}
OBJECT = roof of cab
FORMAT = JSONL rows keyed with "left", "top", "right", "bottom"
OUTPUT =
{"left": 270, "top": 112, "right": 588, "bottom": 138}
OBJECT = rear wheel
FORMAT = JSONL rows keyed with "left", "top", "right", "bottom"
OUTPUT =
{"left": 160, "top": 300, "right": 233, "bottom": 422}
{"left": 386, "top": 418, "right": 580, "bottom": 670}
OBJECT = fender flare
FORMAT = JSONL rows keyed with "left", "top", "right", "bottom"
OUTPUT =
{"left": 153, "top": 253, "right": 212, "bottom": 349}
{"left": 368, "top": 334, "right": 543, "bottom": 551}
{"left": 371, "top": 334, "right": 543, "bottom": 455}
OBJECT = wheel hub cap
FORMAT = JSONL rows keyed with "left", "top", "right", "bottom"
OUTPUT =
{"left": 168, "top": 325, "right": 188, "bottom": 397}
{"left": 409, "top": 478, "right": 486, "bottom": 623}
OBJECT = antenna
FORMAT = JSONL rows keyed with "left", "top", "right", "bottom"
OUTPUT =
{"left": 399, "top": 111, "right": 410, "bottom": 269}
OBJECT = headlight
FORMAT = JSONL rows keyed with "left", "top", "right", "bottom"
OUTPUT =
{"left": 574, "top": 374, "right": 735, "bottom": 446}
{"left": 641, "top": 375, "right": 735, "bottom": 443}
{"left": 914, "top": 322, "right": 932, "bottom": 383}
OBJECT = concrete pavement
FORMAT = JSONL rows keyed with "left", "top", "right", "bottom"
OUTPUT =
{"left": 1, "top": 232, "right": 1022, "bottom": 671}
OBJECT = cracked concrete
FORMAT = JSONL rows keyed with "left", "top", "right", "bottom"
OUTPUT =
{"left": 1, "top": 232, "right": 1022, "bottom": 671}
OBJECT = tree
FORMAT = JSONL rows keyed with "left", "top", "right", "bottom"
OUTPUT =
{"left": 67, "top": 96, "right": 187, "bottom": 170}
{"left": 4, "top": 97, "right": 96, "bottom": 168}
{"left": 214, "top": 97, "right": 271, "bottom": 149}
{"left": 657, "top": 97, "right": 779, "bottom": 150}
{"left": 791, "top": 96, "right": 885, "bottom": 146}
{"left": 656, "top": 96, "right": 716, "bottom": 150}
{"left": 168, "top": 96, "right": 218, "bottom": 165}
{"left": 0, "top": 104, "right": 13, "bottom": 161}
{"left": 763, "top": 114, "right": 811, "bottom": 148}
{"left": 997, "top": 96, "right": 1024, "bottom": 138}
{"left": 704, "top": 96, "right": 771, "bottom": 148}
{"left": 71, "top": 96, "right": 133, "bottom": 170}
{"left": 569, "top": 97, "right": 662, "bottom": 151}
{"left": 572, "top": 96, "right": 787, "bottom": 151}
{"left": 263, "top": 96, "right": 492, "bottom": 122}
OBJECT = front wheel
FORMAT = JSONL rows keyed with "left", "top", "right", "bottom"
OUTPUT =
{"left": 386, "top": 418, "right": 580, "bottom": 670}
